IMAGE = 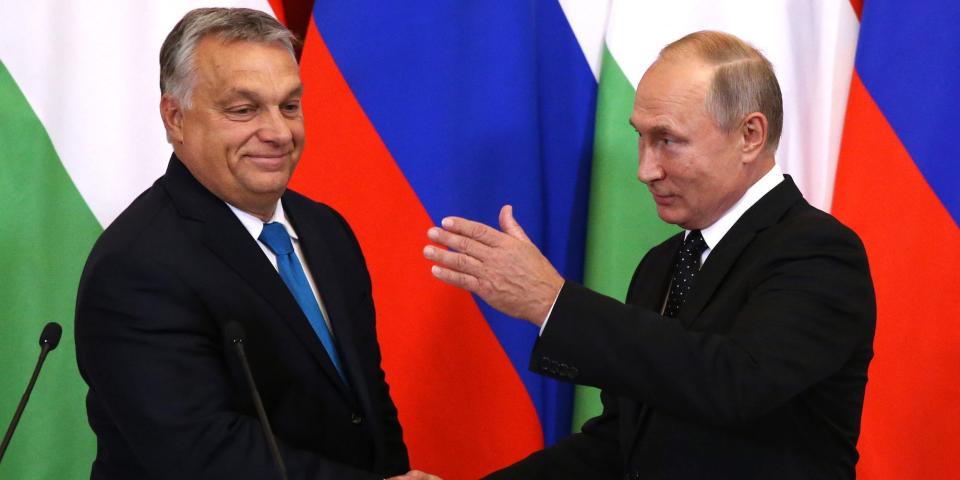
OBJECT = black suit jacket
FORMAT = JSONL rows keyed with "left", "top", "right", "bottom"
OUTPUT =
{"left": 75, "top": 156, "right": 409, "bottom": 479}
{"left": 489, "top": 177, "right": 875, "bottom": 479}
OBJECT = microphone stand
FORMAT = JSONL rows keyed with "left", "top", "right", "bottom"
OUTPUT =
{"left": 227, "top": 323, "right": 289, "bottom": 480}
{"left": 0, "top": 323, "right": 61, "bottom": 463}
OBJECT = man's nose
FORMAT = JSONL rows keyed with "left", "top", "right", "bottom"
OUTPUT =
{"left": 637, "top": 148, "right": 664, "bottom": 184}
{"left": 258, "top": 108, "right": 294, "bottom": 145}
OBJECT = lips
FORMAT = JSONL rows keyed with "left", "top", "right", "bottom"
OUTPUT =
{"left": 243, "top": 153, "right": 289, "bottom": 170}
{"left": 650, "top": 192, "right": 675, "bottom": 205}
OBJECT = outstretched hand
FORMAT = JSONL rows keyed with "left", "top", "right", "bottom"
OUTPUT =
{"left": 423, "top": 205, "right": 564, "bottom": 326}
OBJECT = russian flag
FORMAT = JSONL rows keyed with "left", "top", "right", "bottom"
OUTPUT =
{"left": 832, "top": 0, "right": 960, "bottom": 477}
{"left": 281, "top": 1, "right": 603, "bottom": 477}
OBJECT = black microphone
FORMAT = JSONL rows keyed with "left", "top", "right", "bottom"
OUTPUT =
{"left": 224, "top": 321, "right": 288, "bottom": 480}
{"left": 0, "top": 322, "right": 62, "bottom": 464}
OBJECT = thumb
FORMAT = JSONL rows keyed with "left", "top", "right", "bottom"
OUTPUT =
{"left": 499, "top": 205, "right": 531, "bottom": 242}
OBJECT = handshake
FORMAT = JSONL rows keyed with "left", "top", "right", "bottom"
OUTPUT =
{"left": 389, "top": 470, "right": 443, "bottom": 480}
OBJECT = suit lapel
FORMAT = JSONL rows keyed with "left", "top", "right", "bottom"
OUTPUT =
{"left": 628, "top": 233, "right": 684, "bottom": 311}
{"left": 160, "top": 155, "right": 353, "bottom": 400}
{"left": 679, "top": 176, "right": 804, "bottom": 328}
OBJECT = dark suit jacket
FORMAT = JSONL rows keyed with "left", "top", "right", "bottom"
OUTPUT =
{"left": 489, "top": 177, "right": 875, "bottom": 479}
{"left": 75, "top": 155, "right": 409, "bottom": 479}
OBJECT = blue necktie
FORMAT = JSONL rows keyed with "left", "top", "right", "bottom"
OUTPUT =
{"left": 259, "top": 222, "right": 346, "bottom": 383}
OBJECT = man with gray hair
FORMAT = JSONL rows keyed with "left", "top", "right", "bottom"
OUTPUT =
{"left": 76, "top": 8, "right": 436, "bottom": 479}
{"left": 424, "top": 30, "right": 875, "bottom": 478}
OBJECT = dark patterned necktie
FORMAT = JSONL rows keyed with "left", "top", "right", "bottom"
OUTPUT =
{"left": 663, "top": 230, "right": 707, "bottom": 318}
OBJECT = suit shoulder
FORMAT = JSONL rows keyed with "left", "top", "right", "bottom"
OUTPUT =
{"left": 88, "top": 181, "right": 176, "bottom": 258}
{"left": 778, "top": 201, "right": 866, "bottom": 252}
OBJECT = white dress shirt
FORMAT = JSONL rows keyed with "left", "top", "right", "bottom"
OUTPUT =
{"left": 226, "top": 201, "right": 334, "bottom": 332}
{"left": 693, "top": 162, "right": 785, "bottom": 264}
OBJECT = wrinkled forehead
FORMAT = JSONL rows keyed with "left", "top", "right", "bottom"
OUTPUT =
{"left": 636, "top": 59, "right": 713, "bottom": 104}
{"left": 631, "top": 59, "right": 713, "bottom": 125}
{"left": 194, "top": 37, "right": 299, "bottom": 79}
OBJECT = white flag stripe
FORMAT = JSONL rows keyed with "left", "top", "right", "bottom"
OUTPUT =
{"left": 558, "top": 0, "right": 613, "bottom": 81}
{"left": 603, "top": 1, "right": 859, "bottom": 211}
{"left": 0, "top": 1, "right": 274, "bottom": 228}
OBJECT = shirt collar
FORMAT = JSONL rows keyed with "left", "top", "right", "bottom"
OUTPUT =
{"left": 692, "top": 163, "right": 784, "bottom": 249}
{"left": 226, "top": 200, "right": 299, "bottom": 242}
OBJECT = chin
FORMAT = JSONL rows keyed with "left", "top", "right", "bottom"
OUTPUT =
{"left": 244, "top": 173, "right": 292, "bottom": 191}
{"left": 656, "top": 207, "right": 688, "bottom": 228}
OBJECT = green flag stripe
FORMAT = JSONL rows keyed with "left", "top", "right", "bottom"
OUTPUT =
{"left": 0, "top": 60, "right": 100, "bottom": 478}
{"left": 572, "top": 47, "right": 680, "bottom": 431}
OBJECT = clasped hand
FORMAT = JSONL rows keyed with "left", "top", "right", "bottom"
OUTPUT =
{"left": 388, "top": 470, "right": 443, "bottom": 480}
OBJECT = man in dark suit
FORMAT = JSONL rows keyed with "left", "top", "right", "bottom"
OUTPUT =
{"left": 75, "top": 8, "right": 437, "bottom": 479}
{"left": 424, "top": 30, "right": 875, "bottom": 478}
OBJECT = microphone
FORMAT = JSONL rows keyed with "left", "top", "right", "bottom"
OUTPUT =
{"left": 224, "top": 321, "right": 288, "bottom": 480}
{"left": 0, "top": 322, "right": 63, "bottom": 464}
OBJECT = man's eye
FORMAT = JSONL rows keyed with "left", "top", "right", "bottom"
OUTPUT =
{"left": 661, "top": 138, "right": 673, "bottom": 146}
{"left": 282, "top": 103, "right": 301, "bottom": 114}
{"left": 228, "top": 106, "right": 255, "bottom": 116}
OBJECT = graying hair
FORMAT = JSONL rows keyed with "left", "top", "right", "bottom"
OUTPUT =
{"left": 660, "top": 30, "right": 784, "bottom": 153}
{"left": 159, "top": 7, "right": 297, "bottom": 107}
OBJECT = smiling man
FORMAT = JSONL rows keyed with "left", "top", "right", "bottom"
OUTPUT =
{"left": 75, "top": 8, "right": 436, "bottom": 480}
{"left": 424, "top": 31, "right": 876, "bottom": 479}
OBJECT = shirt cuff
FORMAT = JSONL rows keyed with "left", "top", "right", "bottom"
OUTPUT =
{"left": 538, "top": 284, "right": 564, "bottom": 336}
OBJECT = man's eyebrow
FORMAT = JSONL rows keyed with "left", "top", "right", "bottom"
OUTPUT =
{"left": 628, "top": 120, "right": 676, "bottom": 137}
{"left": 220, "top": 88, "right": 260, "bottom": 103}
{"left": 220, "top": 84, "right": 304, "bottom": 103}
{"left": 648, "top": 125, "right": 674, "bottom": 137}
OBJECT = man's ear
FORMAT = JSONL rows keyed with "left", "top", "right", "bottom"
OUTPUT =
{"left": 740, "top": 112, "right": 768, "bottom": 163}
{"left": 160, "top": 95, "right": 184, "bottom": 144}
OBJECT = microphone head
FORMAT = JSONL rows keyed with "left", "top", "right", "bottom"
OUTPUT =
{"left": 224, "top": 321, "right": 246, "bottom": 344}
{"left": 40, "top": 322, "right": 62, "bottom": 351}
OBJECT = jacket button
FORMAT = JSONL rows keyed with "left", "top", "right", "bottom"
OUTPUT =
{"left": 351, "top": 413, "right": 363, "bottom": 425}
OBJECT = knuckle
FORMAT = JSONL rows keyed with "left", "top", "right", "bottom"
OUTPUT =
{"left": 470, "top": 223, "right": 487, "bottom": 239}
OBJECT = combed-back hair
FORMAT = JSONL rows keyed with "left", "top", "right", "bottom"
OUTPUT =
{"left": 159, "top": 7, "right": 297, "bottom": 107}
{"left": 660, "top": 30, "right": 783, "bottom": 152}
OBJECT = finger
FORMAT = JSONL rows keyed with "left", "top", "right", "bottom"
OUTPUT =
{"left": 439, "top": 216, "right": 506, "bottom": 247}
{"left": 427, "top": 226, "right": 492, "bottom": 259}
{"left": 430, "top": 265, "right": 481, "bottom": 293}
{"left": 499, "top": 204, "right": 531, "bottom": 242}
{"left": 404, "top": 471, "right": 440, "bottom": 480}
{"left": 423, "top": 245, "right": 484, "bottom": 277}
